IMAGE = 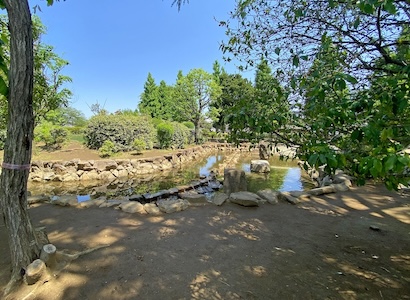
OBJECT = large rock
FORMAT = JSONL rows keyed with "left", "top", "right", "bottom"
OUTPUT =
{"left": 157, "top": 199, "right": 190, "bottom": 213}
{"left": 223, "top": 168, "right": 247, "bottom": 196}
{"left": 118, "top": 201, "right": 146, "bottom": 214}
{"left": 250, "top": 160, "right": 270, "bottom": 173}
{"left": 307, "top": 185, "right": 336, "bottom": 196}
{"left": 257, "top": 189, "right": 279, "bottom": 205}
{"left": 144, "top": 203, "right": 162, "bottom": 215}
{"left": 179, "top": 192, "right": 208, "bottom": 204}
{"left": 259, "top": 144, "right": 270, "bottom": 160}
{"left": 51, "top": 195, "right": 78, "bottom": 207}
{"left": 278, "top": 192, "right": 300, "bottom": 205}
{"left": 229, "top": 191, "right": 262, "bottom": 207}
{"left": 211, "top": 192, "right": 229, "bottom": 206}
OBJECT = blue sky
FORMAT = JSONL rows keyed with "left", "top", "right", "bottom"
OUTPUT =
{"left": 28, "top": 0, "right": 247, "bottom": 118}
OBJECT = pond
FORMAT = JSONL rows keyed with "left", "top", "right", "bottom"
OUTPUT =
{"left": 27, "top": 151, "right": 314, "bottom": 198}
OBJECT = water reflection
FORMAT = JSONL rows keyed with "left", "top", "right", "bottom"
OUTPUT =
{"left": 28, "top": 152, "right": 313, "bottom": 197}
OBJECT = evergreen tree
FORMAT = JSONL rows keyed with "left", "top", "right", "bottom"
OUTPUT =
{"left": 139, "top": 72, "right": 159, "bottom": 118}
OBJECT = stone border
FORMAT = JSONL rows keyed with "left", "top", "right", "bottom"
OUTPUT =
{"left": 29, "top": 143, "right": 251, "bottom": 183}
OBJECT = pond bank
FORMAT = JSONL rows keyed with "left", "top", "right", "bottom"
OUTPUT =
{"left": 28, "top": 143, "right": 252, "bottom": 183}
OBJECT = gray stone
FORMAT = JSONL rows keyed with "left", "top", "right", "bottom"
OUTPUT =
{"left": 28, "top": 195, "right": 49, "bottom": 205}
{"left": 78, "top": 199, "right": 106, "bottom": 208}
{"left": 99, "top": 200, "right": 125, "bottom": 208}
{"left": 211, "top": 192, "right": 228, "bottom": 206}
{"left": 332, "top": 183, "right": 350, "bottom": 192}
{"left": 144, "top": 203, "right": 162, "bottom": 215}
{"left": 179, "top": 192, "right": 208, "bottom": 204}
{"left": 51, "top": 195, "right": 78, "bottom": 207}
{"left": 250, "top": 160, "right": 271, "bottom": 173}
{"left": 157, "top": 199, "right": 190, "bottom": 213}
{"left": 278, "top": 192, "right": 300, "bottom": 205}
{"left": 257, "top": 189, "right": 279, "bottom": 205}
{"left": 118, "top": 202, "right": 146, "bottom": 214}
{"left": 223, "top": 168, "right": 247, "bottom": 196}
{"left": 229, "top": 191, "right": 262, "bottom": 207}
{"left": 307, "top": 185, "right": 336, "bottom": 196}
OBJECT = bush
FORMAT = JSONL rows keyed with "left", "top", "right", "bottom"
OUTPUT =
{"left": 0, "top": 129, "right": 6, "bottom": 150}
{"left": 84, "top": 114, "right": 156, "bottom": 151}
{"left": 172, "top": 122, "right": 191, "bottom": 148}
{"left": 34, "top": 121, "right": 68, "bottom": 149}
{"left": 99, "top": 140, "right": 116, "bottom": 157}
{"left": 183, "top": 121, "right": 195, "bottom": 129}
{"left": 157, "top": 122, "right": 174, "bottom": 149}
{"left": 132, "top": 138, "right": 146, "bottom": 153}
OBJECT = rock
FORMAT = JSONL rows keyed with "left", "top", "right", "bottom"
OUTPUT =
{"left": 332, "top": 183, "right": 350, "bottom": 192}
{"left": 78, "top": 199, "right": 106, "bottom": 208}
{"left": 129, "top": 194, "right": 144, "bottom": 202}
{"left": 259, "top": 144, "right": 270, "bottom": 160}
{"left": 144, "top": 203, "right": 162, "bottom": 215}
{"left": 307, "top": 185, "right": 336, "bottom": 196}
{"left": 99, "top": 200, "right": 125, "bottom": 208}
{"left": 208, "top": 180, "right": 223, "bottom": 190}
{"left": 229, "top": 191, "right": 262, "bottom": 207}
{"left": 250, "top": 160, "right": 270, "bottom": 173}
{"left": 51, "top": 195, "right": 78, "bottom": 207}
{"left": 257, "top": 189, "right": 279, "bottom": 205}
{"left": 94, "top": 160, "right": 118, "bottom": 172}
{"left": 223, "top": 168, "right": 247, "bottom": 196}
{"left": 98, "top": 171, "right": 116, "bottom": 181}
{"left": 80, "top": 170, "right": 99, "bottom": 181}
{"left": 333, "top": 172, "right": 353, "bottom": 187}
{"left": 211, "top": 192, "right": 228, "bottom": 206}
{"left": 118, "top": 202, "right": 146, "bottom": 214}
{"left": 157, "top": 199, "right": 190, "bottom": 213}
{"left": 179, "top": 192, "right": 208, "bottom": 204}
{"left": 278, "top": 192, "right": 300, "bottom": 205}
{"left": 25, "top": 259, "right": 47, "bottom": 285}
{"left": 27, "top": 195, "right": 49, "bottom": 205}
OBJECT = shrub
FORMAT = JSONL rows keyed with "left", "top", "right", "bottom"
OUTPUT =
{"left": 0, "top": 129, "right": 6, "bottom": 150}
{"left": 172, "top": 122, "right": 191, "bottom": 149}
{"left": 157, "top": 122, "right": 174, "bottom": 149}
{"left": 99, "top": 140, "right": 116, "bottom": 157}
{"left": 132, "top": 138, "right": 146, "bottom": 153}
{"left": 84, "top": 114, "right": 156, "bottom": 151}
{"left": 183, "top": 121, "right": 195, "bottom": 129}
{"left": 34, "top": 121, "right": 68, "bottom": 149}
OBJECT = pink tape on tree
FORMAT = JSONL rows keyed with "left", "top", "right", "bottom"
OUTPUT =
{"left": 1, "top": 162, "right": 31, "bottom": 170}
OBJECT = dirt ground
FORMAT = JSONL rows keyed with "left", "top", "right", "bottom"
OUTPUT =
{"left": 1, "top": 183, "right": 409, "bottom": 299}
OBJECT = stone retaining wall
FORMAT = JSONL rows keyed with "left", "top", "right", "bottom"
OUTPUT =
{"left": 29, "top": 143, "right": 251, "bottom": 183}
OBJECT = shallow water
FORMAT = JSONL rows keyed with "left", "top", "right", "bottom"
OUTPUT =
{"left": 28, "top": 152, "right": 314, "bottom": 197}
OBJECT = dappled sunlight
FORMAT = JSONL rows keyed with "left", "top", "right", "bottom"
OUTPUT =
{"left": 96, "top": 278, "right": 144, "bottom": 299}
{"left": 322, "top": 255, "right": 403, "bottom": 289}
{"left": 208, "top": 233, "right": 228, "bottom": 241}
{"left": 382, "top": 207, "right": 410, "bottom": 224}
{"left": 341, "top": 197, "right": 370, "bottom": 211}
{"left": 391, "top": 255, "right": 410, "bottom": 271}
{"left": 244, "top": 265, "right": 267, "bottom": 277}
{"left": 207, "top": 210, "right": 236, "bottom": 227}
{"left": 190, "top": 269, "right": 241, "bottom": 300}
{"left": 38, "top": 217, "right": 58, "bottom": 225}
{"left": 271, "top": 247, "right": 296, "bottom": 256}
{"left": 145, "top": 216, "right": 165, "bottom": 223}
{"left": 223, "top": 219, "right": 266, "bottom": 241}
{"left": 157, "top": 226, "right": 179, "bottom": 240}
{"left": 370, "top": 212, "right": 384, "bottom": 218}
{"left": 117, "top": 218, "right": 144, "bottom": 227}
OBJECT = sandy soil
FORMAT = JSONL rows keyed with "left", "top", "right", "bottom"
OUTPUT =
{"left": 1, "top": 183, "right": 409, "bottom": 300}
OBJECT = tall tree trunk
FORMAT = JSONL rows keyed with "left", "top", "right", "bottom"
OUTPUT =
{"left": 0, "top": 0, "right": 41, "bottom": 286}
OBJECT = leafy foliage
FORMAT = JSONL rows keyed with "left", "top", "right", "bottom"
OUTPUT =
{"left": 34, "top": 121, "right": 68, "bottom": 149}
{"left": 157, "top": 122, "right": 174, "bottom": 149}
{"left": 220, "top": 0, "right": 410, "bottom": 189}
{"left": 99, "top": 140, "right": 117, "bottom": 158}
{"left": 132, "top": 138, "right": 146, "bottom": 153}
{"left": 84, "top": 114, "right": 156, "bottom": 151}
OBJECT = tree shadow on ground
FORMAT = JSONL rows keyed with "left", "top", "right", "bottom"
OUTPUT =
{"left": 1, "top": 183, "right": 409, "bottom": 299}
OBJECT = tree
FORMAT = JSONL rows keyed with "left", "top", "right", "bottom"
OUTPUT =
{"left": 0, "top": 14, "right": 72, "bottom": 126}
{"left": 227, "top": 59, "right": 291, "bottom": 144}
{"left": 157, "top": 80, "right": 174, "bottom": 120}
{"left": 220, "top": 0, "right": 410, "bottom": 188}
{"left": 138, "top": 72, "right": 159, "bottom": 118}
{"left": 211, "top": 71, "right": 254, "bottom": 132}
{"left": 173, "top": 69, "right": 222, "bottom": 143}
{"left": 0, "top": 0, "right": 42, "bottom": 290}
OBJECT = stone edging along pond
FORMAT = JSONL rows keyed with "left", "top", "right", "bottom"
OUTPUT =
{"left": 28, "top": 143, "right": 251, "bottom": 183}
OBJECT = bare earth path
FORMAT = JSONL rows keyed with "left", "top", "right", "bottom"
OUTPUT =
{"left": 1, "top": 183, "right": 409, "bottom": 299}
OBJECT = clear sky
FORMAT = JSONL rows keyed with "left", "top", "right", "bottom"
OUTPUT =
{"left": 27, "top": 0, "right": 247, "bottom": 118}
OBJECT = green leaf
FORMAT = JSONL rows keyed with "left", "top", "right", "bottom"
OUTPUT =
{"left": 383, "top": 1, "right": 397, "bottom": 14}
{"left": 292, "top": 55, "right": 299, "bottom": 67}
{"left": 384, "top": 155, "right": 396, "bottom": 171}
{"left": 308, "top": 153, "right": 319, "bottom": 167}
{"left": 342, "top": 74, "right": 357, "bottom": 84}
{"left": 274, "top": 47, "right": 281, "bottom": 55}
{"left": 0, "top": 75, "right": 8, "bottom": 97}
{"left": 353, "top": 16, "right": 360, "bottom": 29}
{"left": 370, "top": 159, "right": 382, "bottom": 178}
